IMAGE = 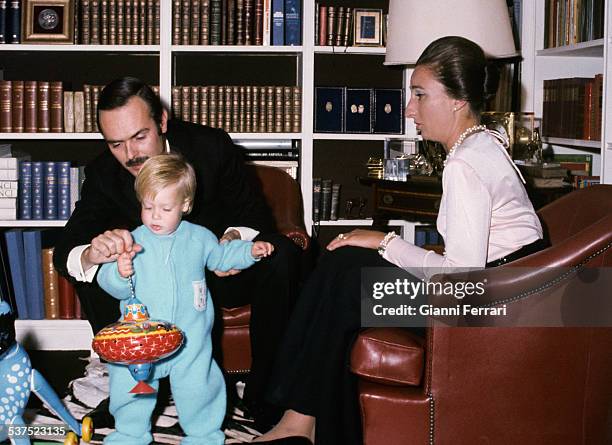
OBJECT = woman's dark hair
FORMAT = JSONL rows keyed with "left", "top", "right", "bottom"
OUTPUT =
{"left": 97, "top": 77, "right": 164, "bottom": 130}
{"left": 416, "top": 36, "right": 499, "bottom": 116}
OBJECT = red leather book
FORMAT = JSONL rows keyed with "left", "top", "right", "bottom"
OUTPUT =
{"left": 24, "top": 81, "right": 37, "bottom": 133}
{"left": 0, "top": 80, "right": 11, "bottom": 132}
{"left": 37, "top": 81, "right": 50, "bottom": 133}
{"left": 42, "top": 248, "right": 60, "bottom": 319}
{"left": 50, "top": 81, "right": 63, "bottom": 133}
{"left": 58, "top": 275, "right": 76, "bottom": 320}
{"left": 11, "top": 80, "right": 24, "bottom": 133}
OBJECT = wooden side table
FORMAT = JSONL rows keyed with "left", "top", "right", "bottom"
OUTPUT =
{"left": 359, "top": 176, "right": 443, "bottom": 227}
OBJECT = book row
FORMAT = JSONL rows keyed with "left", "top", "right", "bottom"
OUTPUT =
{"left": 171, "top": 85, "right": 302, "bottom": 133}
{"left": 314, "top": 87, "right": 403, "bottom": 134}
{"left": 172, "top": 0, "right": 301, "bottom": 46}
{"left": 1, "top": 229, "right": 83, "bottom": 320}
{"left": 544, "top": 0, "right": 605, "bottom": 48}
{"left": 312, "top": 178, "right": 341, "bottom": 223}
{"left": 78, "top": 0, "right": 161, "bottom": 45}
{"left": 0, "top": 80, "right": 64, "bottom": 133}
{"left": 315, "top": 4, "right": 354, "bottom": 47}
{"left": 414, "top": 226, "right": 443, "bottom": 249}
{"left": 0, "top": 80, "right": 160, "bottom": 133}
{"left": 542, "top": 74, "right": 603, "bottom": 141}
{"left": 0, "top": 158, "right": 84, "bottom": 221}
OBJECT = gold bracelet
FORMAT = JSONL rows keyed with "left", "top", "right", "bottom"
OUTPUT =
{"left": 378, "top": 231, "right": 398, "bottom": 256}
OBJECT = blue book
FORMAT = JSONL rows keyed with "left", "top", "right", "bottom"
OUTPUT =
{"left": 43, "top": 161, "right": 58, "bottom": 220}
{"left": 23, "top": 230, "right": 44, "bottom": 320}
{"left": 414, "top": 228, "right": 427, "bottom": 247}
{"left": 0, "top": 233, "right": 17, "bottom": 315}
{"left": 18, "top": 160, "right": 32, "bottom": 220}
{"left": 31, "top": 161, "right": 43, "bottom": 220}
{"left": 3, "top": 229, "right": 28, "bottom": 319}
{"left": 272, "top": 0, "right": 284, "bottom": 45}
{"left": 57, "top": 161, "right": 70, "bottom": 220}
{"left": 284, "top": 0, "right": 301, "bottom": 45}
{"left": 0, "top": 0, "right": 7, "bottom": 44}
{"left": 7, "top": 0, "right": 20, "bottom": 43}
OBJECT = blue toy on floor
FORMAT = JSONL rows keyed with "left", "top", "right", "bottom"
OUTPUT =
{"left": 0, "top": 301, "right": 93, "bottom": 445}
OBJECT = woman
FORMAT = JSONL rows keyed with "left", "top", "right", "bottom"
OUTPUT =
{"left": 254, "top": 36, "right": 544, "bottom": 445}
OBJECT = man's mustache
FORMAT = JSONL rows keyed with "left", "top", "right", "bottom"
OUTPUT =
{"left": 125, "top": 156, "right": 149, "bottom": 168}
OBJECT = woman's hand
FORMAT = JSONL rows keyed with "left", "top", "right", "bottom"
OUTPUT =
{"left": 326, "top": 229, "right": 387, "bottom": 251}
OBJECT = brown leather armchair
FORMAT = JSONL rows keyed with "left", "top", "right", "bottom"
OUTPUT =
{"left": 220, "top": 165, "right": 309, "bottom": 374}
{"left": 351, "top": 185, "right": 612, "bottom": 445}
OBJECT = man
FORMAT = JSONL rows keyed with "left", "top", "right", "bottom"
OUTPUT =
{"left": 53, "top": 77, "right": 301, "bottom": 429}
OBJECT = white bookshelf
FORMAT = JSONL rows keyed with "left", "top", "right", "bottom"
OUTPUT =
{"left": 520, "top": 0, "right": 610, "bottom": 183}
{"left": 0, "top": 0, "right": 405, "bottom": 350}
{"left": 0, "top": 221, "right": 67, "bottom": 228}
{"left": 15, "top": 320, "right": 92, "bottom": 351}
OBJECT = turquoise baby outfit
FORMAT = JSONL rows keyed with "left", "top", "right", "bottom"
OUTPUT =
{"left": 97, "top": 220, "right": 257, "bottom": 445}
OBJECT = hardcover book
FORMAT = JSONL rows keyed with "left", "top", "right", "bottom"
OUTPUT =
{"left": 314, "top": 87, "right": 345, "bottom": 133}
{"left": 57, "top": 161, "right": 71, "bottom": 220}
{"left": 373, "top": 88, "right": 403, "bottom": 134}
{"left": 43, "top": 161, "right": 58, "bottom": 220}
{"left": 312, "top": 177, "right": 321, "bottom": 223}
{"left": 4, "top": 229, "right": 28, "bottom": 319}
{"left": 58, "top": 275, "right": 76, "bottom": 319}
{"left": 11, "top": 80, "right": 23, "bottom": 133}
{"left": 320, "top": 178, "right": 332, "bottom": 221}
{"left": 272, "top": 0, "right": 284, "bottom": 45}
{"left": 330, "top": 183, "right": 341, "bottom": 221}
{"left": 23, "top": 229, "right": 45, "bottom": 320}
{"left": 284, "top": 0, "right": 301, "bottom": 45}
{"left": 0, "top": 80, "right": 11, "bottom": 132}
{"left": 42, "top": 247, "right": 60, "bottom": 319}
{"left": 18, "top": 160, "right": 31, "bottom": 219}
{"left": 344, "top": 88, "right": 372, "bottom": 133}
{"left": 31, "top": 161, "right": 43, "bottom": 220}
{"left": 63, "top": 91, "right": 74, "bottom": 133}
{"left": 24, "top": 81, "right": 37, "bottom": 133}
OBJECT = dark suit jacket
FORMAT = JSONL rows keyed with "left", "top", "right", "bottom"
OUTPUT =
{"left": 53, "top": 119, "right": 275, "bottom": 279}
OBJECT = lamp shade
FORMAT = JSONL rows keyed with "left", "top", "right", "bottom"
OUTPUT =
{"left": 385, "top": 0, "right": 518, "bottom": 65}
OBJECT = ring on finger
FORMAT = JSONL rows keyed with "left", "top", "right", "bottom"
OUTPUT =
{"left": 338, "top": 233, "right": 346, "bottom": 240}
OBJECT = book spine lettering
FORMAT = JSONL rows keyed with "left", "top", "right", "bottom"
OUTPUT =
{"left": 11, "top": 80, "right": 24, "bottom": 133}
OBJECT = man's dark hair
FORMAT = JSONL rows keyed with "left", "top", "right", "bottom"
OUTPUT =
{"left": 97, "top": 77, "right": 164, "bottom": 130}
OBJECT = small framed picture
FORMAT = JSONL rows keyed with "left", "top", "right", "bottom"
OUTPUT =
{"left": 353, "top": 9, "right": 383, "bottom": 47}
{"left": 22, "top": 0, "right": 74, "bottom": 44}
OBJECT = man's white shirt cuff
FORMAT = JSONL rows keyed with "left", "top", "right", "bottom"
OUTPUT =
{"left": 67, "top": 244, "right": 99, "bottom": 282}
{"left": 225, "top": 226, "right": 259, "bottom": 241}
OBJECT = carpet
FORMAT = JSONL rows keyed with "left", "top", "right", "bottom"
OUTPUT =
{"left": 23, "top": 357, "right": 262, "bottom": 444}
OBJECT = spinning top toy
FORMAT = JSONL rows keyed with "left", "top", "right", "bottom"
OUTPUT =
{"left": 92, "top": 277, "right": 184, "bottom": 394}
{"left": 0, "top": 301, "right": 93, "bottom": 445}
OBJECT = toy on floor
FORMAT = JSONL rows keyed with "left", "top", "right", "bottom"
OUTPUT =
{"left": 0, "top": 301, "right": 93, "bottom": 445}
{"left": 92, "top": 277, "right": 184, "bottom": 394}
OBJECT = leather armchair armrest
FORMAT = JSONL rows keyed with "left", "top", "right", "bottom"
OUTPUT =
{"left": 350, "top": 328, "right": 425, "bottom": 387}
{"left": 280, "top": 228, "right": 310, "bottom": 251}
{"left": 430, "top": 215, "right": 612, "bottom": 309}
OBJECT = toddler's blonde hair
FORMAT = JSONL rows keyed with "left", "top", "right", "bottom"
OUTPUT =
{"left": 135, "top": 154, "right": 196, "bottom": 214}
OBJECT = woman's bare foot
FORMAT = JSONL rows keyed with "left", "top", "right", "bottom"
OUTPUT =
{"left": 252, "top": 409, "right": 315, "bottom": 442}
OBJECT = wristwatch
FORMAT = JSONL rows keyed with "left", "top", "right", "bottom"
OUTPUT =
{"left": 378, "top": 231, "right": 398, "bottom": 256}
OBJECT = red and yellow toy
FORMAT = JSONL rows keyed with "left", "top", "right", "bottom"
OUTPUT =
{"left": 92, "top": 295, "right": 184, "bottom": 394}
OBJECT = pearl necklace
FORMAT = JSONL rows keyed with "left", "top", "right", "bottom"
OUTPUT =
{"left": 444, "top": 124, "right": 487, "bottom": 166}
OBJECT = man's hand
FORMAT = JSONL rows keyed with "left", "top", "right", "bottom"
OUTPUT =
{"left": 214, "top": 229, "right": 243, "bottom": 277}
{"left": 82, "top": 229, "right": 143, "bottom": 271}
{"left": 219, "top": 229, "right": 241, "bottom": 244}
{"left": 251, "top": 241, "right": 274, "bottom": 259}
